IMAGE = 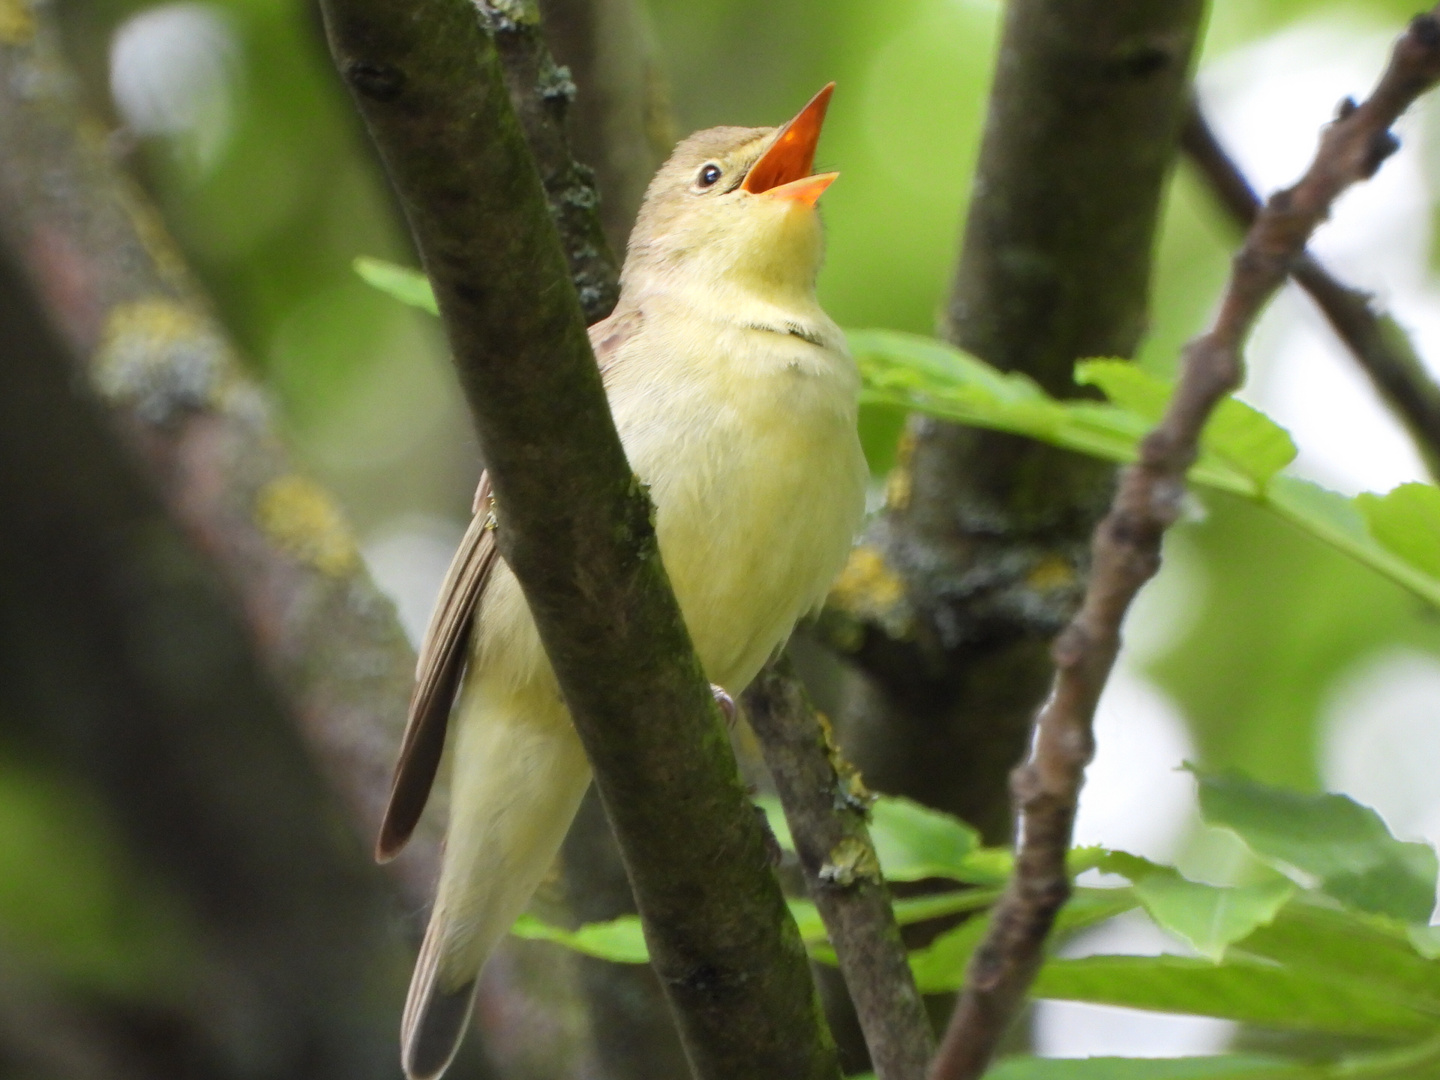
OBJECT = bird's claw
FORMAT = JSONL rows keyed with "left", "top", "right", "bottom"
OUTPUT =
{"left": 710, "top": 684, "right": 736, "bottom": 727}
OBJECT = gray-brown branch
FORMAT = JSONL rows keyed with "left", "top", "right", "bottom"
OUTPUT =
{"left": 317, "top": 0, "right": 841, "bottom": 1077}
{"left": 0, "top": 0, "right": 437, "bottom": 910}
{"left": 822, "top": 0, "right": 1206, "bottom": 850}
{"left": 744, "top": 659, "right": 934, "bottom": 1080}
{"left": 928, "top": 10, "right": 1440, "bottom": 1080}
{"left": 1181, "top": 99, "right": 1440, "bottom": 481}
{"left": 481, "top": 0, "right": 621, "bottom": 322}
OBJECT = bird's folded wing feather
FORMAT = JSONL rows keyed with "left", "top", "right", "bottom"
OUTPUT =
{"left": 374, "top": 306, "right": 643, "bottom": 862}
{"left": 376, "top": 472, "right": 497, "bottom": 861}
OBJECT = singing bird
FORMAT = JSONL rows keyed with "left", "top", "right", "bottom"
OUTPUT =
{"left": 378, "top": 84, "right": 867, "bottom": 1080}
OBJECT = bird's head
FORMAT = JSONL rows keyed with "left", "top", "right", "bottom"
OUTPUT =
{"left": 622, "top": 84, "right": 838, "bottom": 311}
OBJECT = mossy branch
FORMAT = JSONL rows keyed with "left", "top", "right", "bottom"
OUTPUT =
{"left": 745, "top": 659, "right": 934, "bottom": 1080}
{"left": 316, "top": 0, "right": 840, "bottom": 1076}
{"left": 827, "top": 0, "right": 1208, "bottom": 848}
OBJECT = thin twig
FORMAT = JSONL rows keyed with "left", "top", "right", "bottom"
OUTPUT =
{"left": 317, "top": 0, "right": 841, "bottom": 1076}
{"left": 744, "top": 658, "right": 935, "bottom": 1080}
{"left": 927, "top": 11, "right": 1440, "bottom": 1079}
{"left": 1181, "top": 99, "right": 1440, "bottom": 481}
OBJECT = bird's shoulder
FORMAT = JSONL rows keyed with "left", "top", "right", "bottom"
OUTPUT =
{"left": 589, "top": 305, "right": 644, "bottom": 383}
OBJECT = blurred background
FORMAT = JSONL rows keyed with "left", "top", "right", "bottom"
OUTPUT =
{"left": 7, "top": 0, "right": 1440, "bottom": 1071}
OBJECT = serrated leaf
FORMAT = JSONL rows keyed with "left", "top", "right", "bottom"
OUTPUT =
{"left": 1097, "top": 851, "right": 1293, "bottom": 960}
{"left": 1205, "top": 397, "right": 1298, "bottom": 485}
{"left": 353, "top": 256, "right": 438, "bottom": 315}
{"left": 1357, "top": 483, "right": 1440, "bottom": 579}
{"left": 1267, "top": 477, "right": 1440, "bottom": 609}
{"left": 1195, "top": 769, "right": 1438, "bottom": 923}
{"left": 1033, "top": 954, "right": 1436, "bottom": 1038}
{"left": 986, "top": 1056, "right": 1314, "bottom": 1080}
{"left": 853, "top": 330, "right": 1440, "bottom": 611}
{"left": 909, "top": 888, "right": 1137, "bottom": 993}
{"left": 1076, "top": 360, "right": 1296, "bottom": 485}
{"left": 1075, "top": 359, "right": 1171, "bottom": 420}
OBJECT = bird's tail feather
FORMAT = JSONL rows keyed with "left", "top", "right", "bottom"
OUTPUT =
{"left": 400, "top": 690, "right": 591, "bottom": 1080}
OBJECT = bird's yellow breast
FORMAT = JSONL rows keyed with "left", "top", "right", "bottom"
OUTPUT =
{"left": 471, "top": 294, "right": 865, "bottom": 701}
{"left": 607, "top": 296, "right": 866, "bottom": 691}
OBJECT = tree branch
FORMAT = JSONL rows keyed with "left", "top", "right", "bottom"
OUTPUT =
{"left": 317, "top": 1, "right": 840, "bottom": 1077}
{"left": 825, "top": 0, "right": 1206, "bottom": 849}
{"left": 744, "top": 659, "right": 934, "bottom": 1080}
{"left": 0, "top": 0, "right": 437, "bottom": 909}
{"left": 927, "top": 12, "right": 1440, "bottom": 1078}
{"left": 479, "top": 0, "right": 622, "bottom": 322}
{"left": 536, "top": 0, "right": 673, "bottom": 255}
{"left": 1180, "top": 98, "right": 1440, "bottom": 481}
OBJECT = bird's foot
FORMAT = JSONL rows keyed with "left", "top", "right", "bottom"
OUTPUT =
{"left": 710, "top": 684, "right": 736, "bottom": 727}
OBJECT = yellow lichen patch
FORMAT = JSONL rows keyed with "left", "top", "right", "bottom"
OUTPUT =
{"left": 102, "top": 299, "right": 202, "bottom": 349}
{"left": 885, "top": 466, "right": 912, "bottom": 512}
{"left": 119, "top": 185, "right": 190, "bottom": 289}
{"left": 255, "top": 476, "right": 360, "bottom": 577}
{"left": 830, "top": 545, "right": 906, "bottom": 620}
{"left": 818, "top": 835, "right": 881, "bottom": 888}
{"left": 94, "top": 299, "right": 234, "bottom": 421}
{"left": 1026, "top": 553, "right": 1076, "bottom": 593}
{"left": 0, "top": 0, "right": 35, "bottom": 44}
{"left": 884, "top": 426, "right": 918, "bottom": 511}
{"left": 817, "top": 711, "right": 873, "bottom": 813}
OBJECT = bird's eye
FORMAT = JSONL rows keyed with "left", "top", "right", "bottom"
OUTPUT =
{"left": 696, "top": 163, "right": 722, "bottom": 189}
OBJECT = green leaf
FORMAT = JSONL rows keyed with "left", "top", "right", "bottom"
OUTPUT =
{"left": 510, "top": 912, "right": 649, "bottom": 963}
{"left": 986, "top": 1056, "right": 1313, "bottom": 1080}
{"left": 353, "top": 256, "right": 438, "bottom": 315}
{"left": 1357, "top": 483, "right": 1440, "bottom": 579}
{"left": 760, "top": 792, "right": 1010, "bottom": 885}
{"left": 1194, "top": 769, "right": 1438, "bottom": 923}
{"left": 909, "top": 888, "right": 1137, "bottom": 993}
{"left": 852, "top": 329, "right": 1440, "bottom": 611}
{"left": 1233, "top": 896, "right": 1440, "bottom": 1017}
{"left": 1097, "top": 851, "right": 1294, "bottom": 960}
{"left": 1267, "top": 478, "right": 1440, "bottom": 610}
{"left": 869, "top": 795, "right": 983, "bottom": 882}
{"left": 1075, "top": 360, "right": 1296, "bottom": 486}
{"left": 1033, "top": 954, "right": 1436, "bottom": 1038}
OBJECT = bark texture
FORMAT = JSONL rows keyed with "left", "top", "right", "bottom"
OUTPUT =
{"left": 318, "top": 0, "right": 841, "bottom": 1074}
{"left": 930, "top": 10, "right": 1440, "bottom": 1075}
{"left": 829, "top": 0, "right": 1208, "bottom": 845}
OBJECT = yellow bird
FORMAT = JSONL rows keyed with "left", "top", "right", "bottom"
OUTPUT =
{"left": 377, "top": 84, "right": 866, "bottom": 1080}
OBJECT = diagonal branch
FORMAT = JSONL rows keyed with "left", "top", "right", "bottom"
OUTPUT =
{"left": 744, "top": 659, "right": 934, "bottom": 1080}
{"left": 927, "top": 11, "right": 1440, "bottom": 1080}
{"left": 1181, "top": 98, "right": 1440, "bottom": 482}
{"left": 316, "top": 0, "right": 840, "bottom": 1077}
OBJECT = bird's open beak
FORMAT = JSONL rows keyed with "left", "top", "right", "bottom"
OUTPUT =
{"left": 741, "top": 83, "right": 839, "bottom": 208}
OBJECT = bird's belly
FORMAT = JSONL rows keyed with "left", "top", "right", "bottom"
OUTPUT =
{"left": 636, "top": 376, "right": 865, "bottom": 692}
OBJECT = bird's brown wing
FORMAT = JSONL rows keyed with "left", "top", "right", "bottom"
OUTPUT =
{"left": 374, "top": 306, "right": 643, "bottom": 863}
{"left": 376, "top": 472, "right": 498, "bottom": 861}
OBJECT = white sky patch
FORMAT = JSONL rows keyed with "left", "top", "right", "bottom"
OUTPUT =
{"left": 363, "top": 515, "right": 465, "bottom": 648}
{"left": 1321, "top": 648, "right": 1440, "bottom": 869}
{"left": 1198, "top": 17, "right": 1440, "bottom": 496}
{"left": 109, "top": 3, "right": 239, "bottom": 173}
